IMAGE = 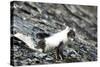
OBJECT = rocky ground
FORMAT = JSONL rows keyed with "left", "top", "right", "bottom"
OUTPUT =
{"left": 10, "top": 1, "right": 97, "bottom": 66}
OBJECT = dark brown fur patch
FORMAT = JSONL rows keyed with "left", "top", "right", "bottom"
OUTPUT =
{"left": 67, "top": 29, "right": 75, "bottom": 38}
{"left": 36, "top": 32, "right": 50, "bottom": 39}
{"left": 36, "top": 39, "right": 46, "bottom": 52}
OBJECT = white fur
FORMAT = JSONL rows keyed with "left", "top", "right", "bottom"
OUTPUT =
{"left": 14, "top": 33, "right": 42, "bottom": 52}
{"left": 44, "top": 26, "right": 71, "bottom": 52}
{"left": 13, "top": 26, "right": 71, "bottom": 52}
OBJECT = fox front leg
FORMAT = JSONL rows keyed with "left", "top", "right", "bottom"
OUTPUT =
{"left": 56, "top": 41, "right": 64, "bottom": 60}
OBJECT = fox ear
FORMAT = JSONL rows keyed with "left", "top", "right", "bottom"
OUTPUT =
{"left": 65, "top": 26, "right": 71, "bottom": 31}
{"left": 65, "top": 26, "right": 69, "bottom": 30}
